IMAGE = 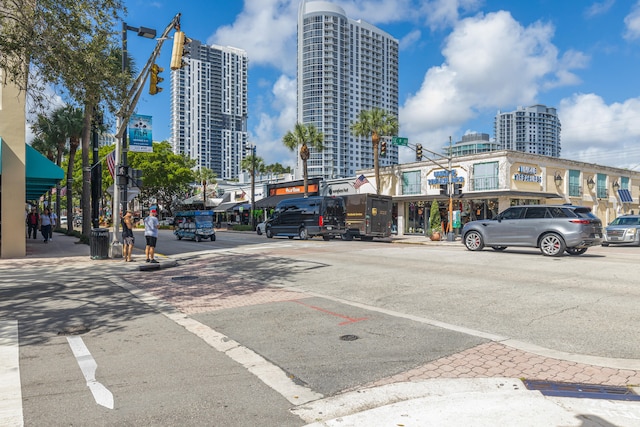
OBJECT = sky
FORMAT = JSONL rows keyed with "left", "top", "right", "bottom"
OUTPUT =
{"left": 119, "top": 0, "right": 640, "bottom": 171}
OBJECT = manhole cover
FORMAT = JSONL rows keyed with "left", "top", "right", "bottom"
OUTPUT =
{"left": 57, "top": 325, "right": 90, "bottom": 336}
{"left": 172, "top": 276, "right": 198, "bottom": 281}
{"left": 339, "top": 334, "right": 359, "bottom": 341}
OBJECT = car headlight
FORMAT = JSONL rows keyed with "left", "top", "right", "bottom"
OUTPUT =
{"left": 628, "top": 228, "right": 637, "bottom": 236}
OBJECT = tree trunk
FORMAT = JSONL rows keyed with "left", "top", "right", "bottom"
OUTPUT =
{"left": 81, "top": 104, "right": 93, "bottom": 237}
{"left": 372, "top": 131, "right": 380, "bottom": 195}
{"left": 66, "top": 143, "right": 78, "bottom": 234}
{"left": 300, "top": 144, "right": 310, "bottom": 197}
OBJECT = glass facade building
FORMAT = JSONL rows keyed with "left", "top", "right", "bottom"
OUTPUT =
{"left": 170, "top": 40, "right": 248, "bottom": 180}
{"left": 297, "top": 0, "right": 399, "bottom": 179}
{"left": 494, "top": 105, "right": 561, "bottom": 157}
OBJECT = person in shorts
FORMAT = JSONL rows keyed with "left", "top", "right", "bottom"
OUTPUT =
{"left": 121, "top": 210, "right": 135, "bottom": 262}
{"left": 144, "top": 208, "right": 159, "bottom": 263}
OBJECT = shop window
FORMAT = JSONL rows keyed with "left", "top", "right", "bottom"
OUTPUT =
{"left": 596, "top": 173, "right": 607, "bottom": 199}
{"left": 402, "top": 171, "right": 421, "bottom": 195}
{"left": 472, "top": 162, "right": 499, "bottom": 190}
{"left": 568, "top": 170, "right": 581, "bottom": 197}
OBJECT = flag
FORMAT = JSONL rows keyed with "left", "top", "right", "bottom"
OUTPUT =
{"left": 106, "top": 149, "right": 116, "bottom": 178}
{"left": 353, "top": 174, "right": 369, "bottom": 189}
{"left": 60, "top": 186, "right": 67, "bottom": 197}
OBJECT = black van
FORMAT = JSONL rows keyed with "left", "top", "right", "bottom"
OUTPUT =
{"left": 265, "top": 196, "right": 346, "bottom": 240}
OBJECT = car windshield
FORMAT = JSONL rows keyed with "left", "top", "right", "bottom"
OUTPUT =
{"left": 610, "top": 217, "right": 640, "bottom": 226}
{"left": 195, "top": 215, "right": 213, "bottom": 227}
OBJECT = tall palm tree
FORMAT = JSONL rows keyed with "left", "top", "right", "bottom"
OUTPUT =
{"left": 57, "top": 106, "right": 85, "bottom": 233}
{"left": 193, "top": 167, "right": 217, "bottom": 209}
{"left": 282, "top": 122, "right": 324, "bottom": 197}
{"left": 350, "top": 108, "right": 399, "bottom": 195}
{"left": 241, "top": 151, "right": 265, "bottom": 229}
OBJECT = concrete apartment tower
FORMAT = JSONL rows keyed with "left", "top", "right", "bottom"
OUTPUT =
{"left": 494, "top": 104, "right": 562, "bottom": 157}
{"left": 297, "top": 0, "right": 399, "bottom": 180}
{"left": 170, "top": 40, "right": 248, "bottom": 180}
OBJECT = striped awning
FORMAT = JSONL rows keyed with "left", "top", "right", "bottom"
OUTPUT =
{"left": 618, "top": 189, "right": 633, "bottom": 203}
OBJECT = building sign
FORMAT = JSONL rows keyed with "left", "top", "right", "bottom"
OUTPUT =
{"left": 513, "top": 165, "right": 541, "bottom": 183}
{"left": 270, "top": 184, "right": 319, "bottom": 196}
{"left": 428, "top": 169, "right": 465, "bottom": 186}
{"left": 128, "top": 114, "right": 153, "bottom": 153}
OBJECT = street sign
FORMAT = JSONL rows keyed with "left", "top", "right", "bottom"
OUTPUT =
{"left": 391, "top": 136, "right": 408, "bottom": 146}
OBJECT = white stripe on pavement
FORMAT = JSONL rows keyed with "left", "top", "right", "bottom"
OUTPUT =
{"left": 67, "top": 336, "right": 114, "bottom": 409}
{"left": 0, "top": 320, "right": 23, "bottom": 427}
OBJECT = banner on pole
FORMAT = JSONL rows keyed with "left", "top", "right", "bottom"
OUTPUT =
{"left": 128, "top": 114, "right": 153, "bottom": 153}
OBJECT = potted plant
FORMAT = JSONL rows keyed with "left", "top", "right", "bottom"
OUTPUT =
{"left": 429, "top": 200, "right": 442, "bottom": 241}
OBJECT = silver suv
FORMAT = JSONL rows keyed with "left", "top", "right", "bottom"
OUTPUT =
{"left": 462, "top": 204, "right": 603, "bottom": 257}
{"left": 602, "top": 214, "right": 640, "bottom": 247}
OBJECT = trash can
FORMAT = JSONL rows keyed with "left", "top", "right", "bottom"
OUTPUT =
{"left": 90, "top": 228, "right": 110, "bottom": 260}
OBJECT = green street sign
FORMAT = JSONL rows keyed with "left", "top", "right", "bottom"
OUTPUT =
{"left": 392, "top": 136, "right": 408, "bottom": 146}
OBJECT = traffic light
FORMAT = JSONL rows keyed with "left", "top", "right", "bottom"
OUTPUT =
{"left": 454, "top": 183, "right": 462, "bottom": 195}
{"left": 380, "top": 140, "right": 387, "bottom": 157}
{"left": 416, "top": 144, "right": 422, "bottom": 161}
{"left": 149, "top": 63, "right": 163, "bottom": 95}
{"left": 116, "top": 165, "right": 128, "bottom": 186}
{"left": 440, "top": 184, "right": 447, "bottom": 195}
{"left": 130, "top": 169, "right": 143, "bottom": 188}
{"left": 170, "top": 30, "right": 189, "bottom": 70}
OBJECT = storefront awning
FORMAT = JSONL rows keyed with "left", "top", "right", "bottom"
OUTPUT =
{"left": 213, "top": 201, "right": 242, "bottom": 212}
{"left": 255, "top": 193, "right": 305, "bottom": 208}
{"left": 618, "top": 189, "right": 633, "bottom": 203}
{"left": 0, "top": 140, "right": 65, "bottom": 200}
{"left": 459, "top": 190, "right": 564, "bottom": 199}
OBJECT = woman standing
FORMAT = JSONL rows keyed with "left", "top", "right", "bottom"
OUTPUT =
{"left": 40, "top": 208, "right": 53, "bottom": 243}
{"left": 121, "top": 210, "right": 135, "bottom": 262}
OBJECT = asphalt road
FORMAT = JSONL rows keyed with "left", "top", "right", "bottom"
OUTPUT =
{"left": 2, "top": 233, "right": 639, "bottom": 425}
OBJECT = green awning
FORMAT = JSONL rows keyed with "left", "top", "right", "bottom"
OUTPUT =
{"left": 0, "top": 139, "right": 65, "bottom": 200}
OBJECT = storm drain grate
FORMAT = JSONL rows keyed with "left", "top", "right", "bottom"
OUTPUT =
{"left": 524, "top": 380, "right": 640, "bottom": 401}
{"left": 339, "top": 334, "right": 359, "bottom": 341}
{"left": 171, "top": 276, "right": 198, "bottom": 281}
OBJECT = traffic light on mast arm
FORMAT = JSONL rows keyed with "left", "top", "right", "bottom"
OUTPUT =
{"left": 170, "top": 30, "right": 190, "bottom": 70}
{"left": 380, "top": 140, "right": 387, "bottom": 157}
{"left": 416, "top": 144, "right": 423, "bottom": 161}
{"left": 149, "top": 63, "right": 163, "bottom": 95}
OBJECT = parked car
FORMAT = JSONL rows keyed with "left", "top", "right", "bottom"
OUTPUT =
{"left": 265, "top": 196, "right": 346, "bottom": 240}
{"left": 461, "top": 204, "right": 603, "bottom": 257}
{"left": 256, "top": 220, "right": 269, "bottom": 235}
{"left": 60, "top": 216, "right": 67, "bottom": 226}
{"left": 602, "top": 214, "right": 640, "bottom": 246}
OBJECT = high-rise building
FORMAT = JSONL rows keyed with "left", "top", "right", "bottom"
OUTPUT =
{"left": 297, "top": 0, "right": 399, "bottom": 180}
{"left": 447, "top": 133, "right": 500, "bottom": 157}
{"left": 494, "top": 104, "right": 561, "bottom": 157}
{"left": 170, "top": 40, "right": 248, "bottom": 180}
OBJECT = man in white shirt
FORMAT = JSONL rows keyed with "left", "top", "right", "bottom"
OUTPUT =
{"left": 144, "top": 208, "right": 159, "bottom": 263}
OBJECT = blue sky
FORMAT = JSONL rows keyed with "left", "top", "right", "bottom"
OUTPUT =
{"left": 120, "top": 0, "right": 640, "bottom": 171}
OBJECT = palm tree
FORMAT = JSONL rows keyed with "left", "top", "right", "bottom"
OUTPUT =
{"left": 241, "top": 151, "right": 265, "bottom": 229}
{"left": 193, "top": 167, "right": 217, "bottom": 209}
{"left": 350, "top": 108, "right": 399, "bottom": 195}
{"left": 56, "top": 106, "right": 85, "bottom": 233}
{"left": 282, "top": 122, "right": 324, "bottom": 197}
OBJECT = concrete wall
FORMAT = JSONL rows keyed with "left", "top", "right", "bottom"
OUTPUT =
{"left": 0, "top": 71, "right": 27, "bottom": 258}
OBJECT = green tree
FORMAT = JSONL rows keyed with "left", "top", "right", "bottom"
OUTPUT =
{"left": 193, "top": 167, "right": 217, "bottom": 209}
{"left": 282, "top": 122, "right": 324, "bottom": 197}
{"left": 350, "top": 108, "right": 399, "bottom": 195}
{"left": 241, "top": 152, "right": 266, "bottom": 228}
{"left": 57, "top": 106, "right": 85, "bottom": 233}
{"left": 429, "top": 200, "right": 442, "bottom": 235}
{"left": 128, "top": 141, "right": 197, "bottom": 216}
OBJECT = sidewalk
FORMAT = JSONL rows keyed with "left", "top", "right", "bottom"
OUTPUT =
{"left": 9, "top": 230, "right": 640, "bottom": 426}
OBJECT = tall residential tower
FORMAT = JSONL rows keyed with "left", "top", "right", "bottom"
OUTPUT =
{"left": 170, "top": 40, "right": 248, "bottom": 180}
{"left": 298, "top": 0, "right": 399, "bottom": 180}
{"left": 494, "top": 104, "right": 561, "bottom": 157}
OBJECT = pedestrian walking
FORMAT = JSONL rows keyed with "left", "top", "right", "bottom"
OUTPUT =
{"left": 26, "top": 208, "right": 39, "bottom": 239}
{"left": 122, "top": 210, "right": 135, "bottom": 262}
{"left": 40, "top": 208, "right": 53, "bottom": 243}
{"left": 144, "top": 208, "right": 159, "bottom": 263}
{"left": 49, "top": 211, "right": 57, "bottom": 241}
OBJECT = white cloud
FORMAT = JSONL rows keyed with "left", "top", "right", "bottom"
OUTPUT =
{"left": 208, "top": 0, "right": 298, "bottom": 74}
{"left": 399, "top": 29, "right": 422, "bottom": 50}
{"left": 418, "top": 0, "right": 483, "bottom": 30}
{"left": 624, "top": 1, "right": 640, "bottom": 40}
{"left": 584, "top": 0, "right": 615, "bottom": 18}
{"left": 559, "top": 93, "right": 640, "bottom": 169}
{"left": 400, "top": 11, "right": 585, "bottom": 156}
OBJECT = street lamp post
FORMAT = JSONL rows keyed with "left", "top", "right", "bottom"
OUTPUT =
{"left": 247, "top": 144, "right": 257, "bottom": 230}
{"left": 111, "top": 22, "right": 156, "bottom": 255}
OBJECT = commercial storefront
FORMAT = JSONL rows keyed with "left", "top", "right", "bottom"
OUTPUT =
{"left": 357, "top": 150, "right": 640, "bottom": 237}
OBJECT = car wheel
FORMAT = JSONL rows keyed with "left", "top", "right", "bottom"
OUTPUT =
{"left": 323, "top": 235, "right": 331, "bottom": 241}
{"left": 177, "top": 235, "right": 182, "bottom": 240}
{"left": 196, "top": 235, "right": 202, "bottom": 242}
{"left": 288, "top": 236, "right": 294, "bottom": 239}
{"left": 464, "top": 231, "right": 484, "bottom": 251}
{"left": 211, "top": 234, "right": 216, "bottom": 242}
{"left": 266, "top": 227, "right": 273, "bottom": 238}
{"left": 299, "top": 227, "right": 309, "bottom": 240}
{"left": 539, "top": 233, "right": 565, "bottom": 256}
{"left": 491, "top": 246, "right": 507, "bottom": 251}
{"left": 565, "top": 247, "right": 587, "bottom": 255}
{"left": 256, "top": 228, "right": 262, "bottom": 236}
{"left": 601, "top": 242, "right": 609, "bottom": 247}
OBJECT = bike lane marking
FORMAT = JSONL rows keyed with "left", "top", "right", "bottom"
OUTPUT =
{"left": 67, "top": 336, "right": 114, "bottom": 409}
{"left": 0, "top": 320, "right": 23, "bottom": 427}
